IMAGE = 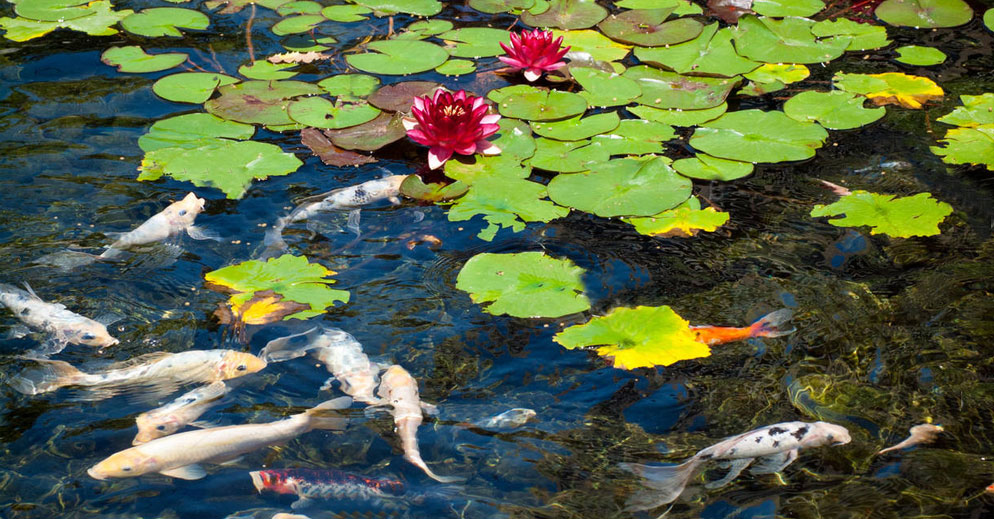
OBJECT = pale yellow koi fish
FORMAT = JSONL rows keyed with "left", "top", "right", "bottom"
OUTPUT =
{"left": 0, "top": 282, "right": 118, "bottom": 355}
{"left": 133, "top": 381, "right": 229, "bottom": 444}
{"left": 877, "top": 423, "right": 943, "bottom": 455}
{"left": 100, "top": 192, "right": 216, "bottom": 259}
{"left": 87, "top": 397, "right": 351, "bottom": 480}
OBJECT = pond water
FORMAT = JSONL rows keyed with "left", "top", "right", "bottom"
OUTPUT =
{"left": 2, "top": 0, "right": 994, "bottom": 518}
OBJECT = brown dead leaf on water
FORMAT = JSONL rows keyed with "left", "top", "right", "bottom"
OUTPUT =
{"left": 301, "top": 128, "right": 378, "bottom": 167}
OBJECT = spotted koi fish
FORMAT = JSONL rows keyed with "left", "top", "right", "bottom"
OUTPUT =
{"left": 690, "top": 309, "right": 795, "bottom": 346}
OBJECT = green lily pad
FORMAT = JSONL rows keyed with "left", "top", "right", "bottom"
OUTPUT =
{"left": 438, "top": 27, "right": 510, "bottom": 58}
{"left": 690, "top": 109, "right": 828, "bottom": 163}
{"left": 320, "top": 4, "right": 371, "bottom": 21}
{"left": 287, "top": 97, "right": 381, "bottom": 129}
{"left": 491, "top": 118, "right": 537, "bottom": 162}
{"left": 554, "top": 305, "right": 711, "bottom": 369}
{"left": 0, "top": 0, "right": 133, "bottom": 41}
{"left": 323, "top": 111, "right": 407, "bottom": 151}
{"left": 810, "top": 190, "right": 953, "bottom": 237}
{"left": 204, "top": 0, "right": 290, "bottom": 13}
{"left": 833, "top": 72, "right": 943, "bottom": 109}
{"left": 597, "top": 7, "right": 703, "bottom": 47}
{"left": 239, "top": 61, "right": 298, "bottom": 80}
{"left": 205, "top": 80, "right": 323, "bottom": 126}
{"left": 456, "top": 252, "right": 589, "bottom": 318}
{"left": 399, "top": 175, "right": 468, "bottom": 202}
{"left": 627, "top": 103, "right": 727, "bottom": 127}
{"left": 346, "top": 40, "right": 448, "bottom": 75}
{"left": 529, "top": 138, "right": 610, "bottom": 172}
{"left": 616, "top": 0, "right": 700, "bottom": 13}
{"left": 633, "top": 24, "right": 759, "bottom": 77}
{"left": 744, "top": 63, "right": 809, "bottom": 84}
{"left": 937, "top": 93, "right": 994, "bottom": 127}
{"left": 673, "top": 153, "right": 753, "bottom": 181}
{"left": 15, "top": 0, "right": 101, "bottom": 22}
{"left": 783, "top": 90, "right": 886, "bottom": 130}
{"left": 571, "top": 67, "right": 641, "bottom": 107}
{"left": 137, "top": 114, "right": 301, "bottom": 199}
{"left": 205, "top": 254, "right": 349, "bottom": 322}
{"left": 811, "top": 18, "right": 890, "bottom": 51}
{"left": 531, "top": 112, "right": 620, "bottom": 141}
{"left": 488, "top": 85, "right": 588, "bottom": 121}
{"left": 520, "top": 0, "right": 608, "bottom": 30}
{"left": 318, "top": 74, "right": 380, "bottom": 100}
{"left": 930, "top": 124, "right": 994, "bottom": 170}
{"left": 393, "top": 19, "right": 453, "bottom": 40}
{"left": 271, "top": 14, "right": 325, "bottom": 35}
{"left": 738, "top": 79, "right": 786, "bottom": 97}
{"left": 551, "top": 29, "right": 631, "bottom": 62}
{"left": 121, "top": 7, "right": 209, "bottom": 37}
{"left": 986, "top": 8, "right": 993, "bottom": 31}
{"left": 622, "top": 197, "right": 730, "bottom": 237}
{"left": 590, "top": 119, "right": 674, "bottom": 156}
{"left": 732, "top": 15, "right": 852, "bottom": 64}
{"left": 436, "top": 59, "right": 476, "bottom": 76}
{"left": 100, "top": 46, "right": 188, "bottom": 73}
{"left": 278, "top": 0, "right": 322, "bottom": 15}
{"left": 623, "top": 65, "right": 739, "bottom": 110}
{"left": 894, "top": 45, "right": 946, "bottom": 66}
{"left": 152, "top": 72, "right": 239, "bottom": 104}
{"left": 548, "top": 156, "right": 690, "bottom": 217}
{"left": 469, "top": 0, "right": 534, "bottom": 14}
{"left": 367, "top": 81, "right": 440, "bottom": 112}
{"left": 752, "top": 0, "right": 824, "bottom": 17}
{"left": 353, "top": 0, "right": 443, "bottom": 16}
{"left": 875, "top": 0, "right": 973, "bottom": 29}
{"left": 281, "top": 34, "right": 337, "bottom": 52}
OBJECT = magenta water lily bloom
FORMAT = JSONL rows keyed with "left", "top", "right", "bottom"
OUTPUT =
{"left": 403, "top": 89, "right": 501, "bottom": 170}
{"left": 499, "top": 29, "right": 570, "bottom": 82}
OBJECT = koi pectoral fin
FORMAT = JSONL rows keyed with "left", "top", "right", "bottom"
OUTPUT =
{"left": 749, "top": 449, "right": 798, "bottom": 475}
{"left": 187, "top": 226, "right": 222, "bottom": 241}
{"left": 159, "top": 464, "right": 207, "bottom": 480}
{"left": 705, "top": 458, "right": 753, "bottom": 489}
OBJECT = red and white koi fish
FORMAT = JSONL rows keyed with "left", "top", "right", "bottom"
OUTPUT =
{"left": 0, "top": 282, "right": 118, "bottom": 355}
{"left": 375, "top": 365, "right": 463, "bottom": 483}
{"left": 690, "top": 309, "right": 795, "bottom": 346}
{"left": 100, "top": 192, "right": 217, "bottom": 259}
{"left": 133, "top": 381, "right": 229, "bottom": 444}
{"left": 251, "top": 468, "right": 408, "bottom": 510}
{"left": 620, "top": 421, "right": 851, "bottom": 510}
{"left": 88, "top": 397, "right": 351, "bottom": 480}
{"left": 877, "top": 424, "right": 943, "bottom": 455}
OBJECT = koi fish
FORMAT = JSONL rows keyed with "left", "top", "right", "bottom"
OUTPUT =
{"left": 250, "top": 468, "right": 408, "bottom": 510}
{"left": 471, "top": 408, "right": 537, "bottom": 431}
{"left": 99, "top": 192, "right": 217, "bottom": 259}
{"left": 87, "top": 397, "right": 351, "bottom": 480}
{"left": 261, "top": 175, "right": 408, "bottom": 258}
{"left": 9, "top": 349, "right": 265, "bottom": 398}
{"left": 690, "top": 309, "right": 795, "bottom": 346}
{"left": 259, "top": 326, "right": 385, "bottom": 405}
{"left": 620, "top": 421, "right": 851, "bottom": 510}
{"left": 133, "top": 381, "right": 229, "bottom": 444}
{"left": 0, "top": 282, "right": 118, "bottom": 355}
{"left": 877, "top": 424, "right": 943, "bottom": 455}
{"left": 374, "top": 365, "right": 463, "bottom": 483}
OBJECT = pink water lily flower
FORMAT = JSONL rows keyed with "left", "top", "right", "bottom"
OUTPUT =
{"left": 499, "top": 29, "right": 571, "bottom": 82}
{"left": 403, "top": 89, "right": 501, "bottom": 170}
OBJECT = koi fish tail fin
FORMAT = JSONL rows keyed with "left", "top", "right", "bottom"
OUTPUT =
{"left": 619, "top": 458, "right": 703, "bottom": 511}
{"left": 303, "top": 396, "right": 352, "bottom": 431}
{"left": 749, "top": 308, "right": 796, "bottom": 339}
{"left": 32, "top": 250, "right": 103, "bottom": 270}
{"left": 408, "top": 458, "right": 465, "bottom": 484}
{"left": 8, "top": 358, "right": 85, "bottom": 395}
{"left": 258, "top": 217, "right": 290, "bottom": 260}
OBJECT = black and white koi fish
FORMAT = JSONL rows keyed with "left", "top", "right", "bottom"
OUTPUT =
{"left": 620, "top": 421, "right": 851, "bottom": 510}
{"left": 0, "top": 282, "right": 118, "bottom": 354}
{"left": 100, "top": 192, "right": 217, "bottom": 259}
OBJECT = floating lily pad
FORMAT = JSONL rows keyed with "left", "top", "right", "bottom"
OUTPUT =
{"left": 810, "top": 190, "right": 953, "bottom": 237}
{"left": 278, "top": 1, "right": 322, "bottom": 15}
{"left": 271, "top": 14, "right": 324, "bottom": 35}
{"left": 617, "top": 0, "right": 700, "bottom": 13}
{"left": 287, "top": 97, "right": 381, "bottom": 129}
{"left": 346, "top": 40, "right": 448, "bottom": 75}
{"left": 752, "top": 0, "right": 824, "bottom": 17}
{"left": 281, "top": 34, "right": 337, "bottom": 52}
{"left": 205, "top": 80, "right": 323, "bottom": 126}
{"left": 488, "top": 85, "right": 588, "bottom": 121}
{"left": 811, "top": 18, "right": 890, "bottom": 51}
{"left": 321, "top": 4, "right": 371, "bottom": 21}
{"left": 744, "top": 63, "right": 809, "bottom": 84}
{"left": 554, "top": 305, "right": 711, "bottom": 369}
{"left": 520, "top": 0, "right": 608, "bottom": 30}
{"left": 690, "top": 109, "right": 828, "bottom": 163}
{"left": 353, "top": 0, "right": 443, "bottom": 16}
{"left": 0, "top": 0, "right": 131, "bottom": 41}
{"left": 590, "top": 119, "right": 674, "bottom": 156}
{"left": 324, "top": 111, "right": 407, "bottom": 150}
{"left": 531, "top": 112, "right": 620, "bottom": 141}
{"left": 783, "top": 90, "right": 886, "bottom": 130}
{"left": 548, "top": 156, "right": 690, "bottom": 217}
{"left": 673, "top": 153, "right": 753, "bottom": 181}
{"left": 552, "top": 29, "right": 631, "bottom": 62}
{"left": 623, "top": 65, "right": 739, "bottom": 110}
{"left": 204, "top": 0, "right": 291, "bottom": 13}
{"left": 986, "top": 8, "right": 994, "bottom": 31}
{"left": 598, "top": 7, "right": 703, "bottom": 47}
{"left": 633, "top": 24, "right": 759, "bottom": 77}
{"left": 936, "top": 93, "right": 994, "bottom": 127}
{"left": 627, "top": 103, "right": 727, "bottom": 127}
{"left": 101, "top": 46, "right": 188, "bottom": 73}
{"left": 15, "top": 0, "right": 102, "bottom": 22}
{"left": 436, "top": 59, "right": 476, "bottom": 75}
{"left": 301, "top": 127, "right": 377, "bottom": 167}
{"left": 833, "top": 72, "right": 943, "bottom": 109}
{"left": 399, "top": 174, "right": 468, "bottom": 202}
{"left": 894, "top": 45, "right": 946, "bottom": 66}
{"left": 239, "top": 61, "right": 298, "bottom": 80}
{"left": 393, "top": 19, "right": 453, "bottom": 40}
{"left": 529, "top": 138, "right": 610, "bottom": 172}
{"left": 367, "top": 81, "right": 440, "bottom": 112}
{"left": 875, "top": 0, "right": 973, "bottom": 29}
{"left": 318, "top": 74, "right": 380, "bottom": 100}
{"left": 153, "top": 72, "right": 239, "bottom": 104}
{"left": 205, "top": 254, "right": 349, "bottom": 322}
{"left": 732, "top": 15, "right": 852, "bottom": 64}
{"left": 571, "top": 67, "right": 641, "bottom": 107}
{"left": 121, "top": 7, "right": 209, "bottom": 37}
{"left": 623, "top": 197, "right": 730, "bottom": 237}
{"left": 438, "top": 27, "right": 510, "bottom": 58}
{"left": 469, "top": 0, "right": 534, "bottom": 14}
{"left": 930, "top": 124, "right": 994, "bottom": 170}
{"left": 455, "top": 252, "right": 589, "bottom": 318}
{"left": 491, "top": 118, "right": 537, "bottom": 162}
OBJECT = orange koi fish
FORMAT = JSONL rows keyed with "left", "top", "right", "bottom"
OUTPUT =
{"left": 690, "top": 309, "right": 795, "bottom": 346}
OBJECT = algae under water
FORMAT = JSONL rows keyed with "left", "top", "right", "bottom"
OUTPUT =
{"left": 1, "top": 0, "right": 994, "bottom": 518}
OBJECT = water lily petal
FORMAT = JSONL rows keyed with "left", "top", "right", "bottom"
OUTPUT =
{"left": 428, "top": 146, "right": 453, "bottom": 169}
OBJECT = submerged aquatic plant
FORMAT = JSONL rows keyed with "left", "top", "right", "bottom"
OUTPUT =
{"left": 498, "top": 29, "right": 570, "bottom": 82}
{"left": 403, "top": 89, "right": 501, "bottom": 169}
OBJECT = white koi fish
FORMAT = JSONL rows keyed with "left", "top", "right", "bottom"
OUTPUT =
{"left": 259, "top": 326, "right": 385, "bottom": 405}
{"left": 9, "top": 349, "right": 266, "bottom": 398}
{"left": 261, "top": 175, "right": 408, "bottom": 258}
{"left": 471, "top": 408, "right": 537, "bottom": 431}
{"left": 877, "top": 423, "right": 943, "bottom": 455}
{"left": 374, "top": 365, "right": 463, "bottom": 483}
{"left": 0, "top": 282, "right": 118, "bottom": 355}
{"left": 87, "top": 397, "right": 351, "bottom": 480}
{"left": 133, "top": 381, "right": 229, "bottom": 444}
{"left": 620, "top": 421, "right": 851, "bottom": 510}
{"left": 99, "top": 192, "right": 217, "bottom": 259}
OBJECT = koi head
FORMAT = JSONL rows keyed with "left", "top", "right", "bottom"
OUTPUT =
{"left": 249, "top": 470, "right": 297, "bottom": 494}
{"left": 810, "top": 422, "right": 852, "bottom": 447}
{"left": 217, "top": 351, "right": 267, "bottom": 380}
{"left": 133, "top": 412, "right": 181, "bottom": 445}
{"left": 88, "top": 449, "right": 158, "bottom": 479}
{"left": 72, "top": 322, "right": 118, "bottom": 348}
{"left": 164, "top": 192, "right": 206, "bottom": 228}
{"left": 380, "top": 175, "right": 408, "bottom": 195}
